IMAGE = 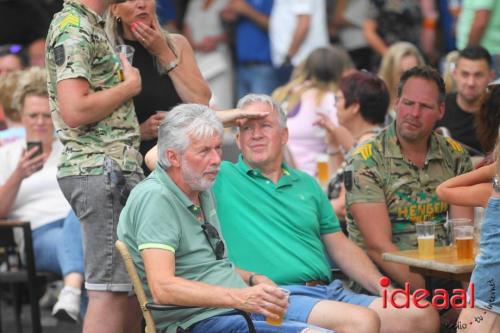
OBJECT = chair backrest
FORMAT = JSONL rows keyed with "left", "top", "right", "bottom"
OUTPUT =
{"left": 115, "top": 240, "right": 156, "bottom": 333}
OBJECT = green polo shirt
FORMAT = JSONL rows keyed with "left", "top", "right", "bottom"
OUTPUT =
{"left": 117, "top": 164, "right": 246, "bottom": 333}
{"left": 345, "top": 123, "right": 473, "bottom": 250}
{"left": 214, "top": 156, "right": 341, "bottom": 285}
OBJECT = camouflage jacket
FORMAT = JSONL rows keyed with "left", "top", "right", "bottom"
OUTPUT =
{"left": 345, "top": 122, "right": 473, "bottom": 250}
{"left": 46, "top": 0, "right": 142, "bottom": 177}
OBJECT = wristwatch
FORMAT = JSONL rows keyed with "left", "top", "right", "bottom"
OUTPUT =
{"left": 493, "top": 176, "right": 500, "bottom": 193}
{"left": 163, "top": 58, "right": 179, "bottom": 74}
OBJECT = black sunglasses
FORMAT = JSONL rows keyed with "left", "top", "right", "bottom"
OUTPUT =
{"left": 201, "top": 222, "right": 225, "bottom": 260}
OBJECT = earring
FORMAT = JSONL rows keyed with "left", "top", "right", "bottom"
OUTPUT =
{"left": 115, "top": 16, "right": 122, "bottom": 23}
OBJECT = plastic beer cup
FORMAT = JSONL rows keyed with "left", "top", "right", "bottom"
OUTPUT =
{"left": 316, "top": 154, "right": 329, "bottom": 186}
{"left": 265, "top": 288, "right": 290, "bottom": 326}
{"left": 416, "top": 222, "right": 435, "bottom": 259}
{"left": 455, "top": 226, "right": 474, "bottom": 260}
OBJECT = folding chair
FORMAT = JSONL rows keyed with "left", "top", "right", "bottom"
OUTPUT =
{"left": 115, "top": 240, "right": 256, "bottom": 333}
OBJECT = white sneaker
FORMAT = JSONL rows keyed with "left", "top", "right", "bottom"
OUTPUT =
{"left": 51, "top": 286, "right": 81, "bottom": 323}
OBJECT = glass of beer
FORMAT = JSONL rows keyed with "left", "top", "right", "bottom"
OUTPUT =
{"left": 416, "top": 222, "right": 435, "bottom": 259}
{"left": 316, "top": 154, "right": 329, "bottom": 187}
{"left": 454, "top": 225, "right": 474, "bottom": 261}
{"left": 449, "top": 218, "right": 473, "bottom": 244}
{"left": 265, "top": 288, "right": 290, "bottom": 326}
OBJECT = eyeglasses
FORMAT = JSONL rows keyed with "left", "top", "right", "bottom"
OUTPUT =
{"left": 201, "top": 221, "right": 225, "bottom": 260}
{"left": 0, "top": 44, "right": 23, "bottom": 56}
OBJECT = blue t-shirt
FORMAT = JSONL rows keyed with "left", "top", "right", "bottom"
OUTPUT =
{"left": 235, "top": 0, "right": 273, "bottom": 64}
{"left": 156, "top": 0, "right": 176, "bottom": 25}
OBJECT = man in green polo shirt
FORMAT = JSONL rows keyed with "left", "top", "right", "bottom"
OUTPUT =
{"left": 213, "top": 94, "right": 439, "bottom": 333}
{"left": 118, "top": 104, "right": 331, "bottom": 333}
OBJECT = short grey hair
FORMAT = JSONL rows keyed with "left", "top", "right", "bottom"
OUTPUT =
{"left": 158, "top": 104, "right": 223, "bottom": 168}
{"left": 236, "top": 94, "right": 287, "bottom": 128}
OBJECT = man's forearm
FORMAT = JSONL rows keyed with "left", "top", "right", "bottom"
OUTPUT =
{"left": 326, "top": 234, "right": 384, "bottom": 295}
{"left": 366, "top": 247, "right": 426, "bottom": 291}
{"left": 468, "top": 10, "right": 490, "bottom": 46}
{"left": 286, "top": 15, "right": 311, "bottom": 61}
{"left": 57, "top": 80, "right": 135, "bottom": 128}
{"left": 151, "top": 275, "right": 241, "bottom": 308}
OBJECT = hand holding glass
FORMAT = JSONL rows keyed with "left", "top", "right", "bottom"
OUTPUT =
{"left": 265, "top": 288, "right": 290, "bottom": 326}
{"left": 115, "top": 44, "right": 135, "bottom": 64}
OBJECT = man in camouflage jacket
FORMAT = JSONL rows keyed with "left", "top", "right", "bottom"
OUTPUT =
{"left": 345, "top": 66, "right": 474, "bottom": 290}
{"left": 45, "top": 0, "right": 143, "bottom": 331}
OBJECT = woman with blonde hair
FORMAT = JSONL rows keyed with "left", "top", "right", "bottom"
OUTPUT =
{"left": 272, "top": 46, "right": 353, "bottom": 175}
{"left": 106, "top": 0, "right": 210, "bottom": 174}
{"left": 378, "top": 42, "right": 425, "bottom": 122}
{"left": 0, "top": 67, "right": 84, "bottom": 323}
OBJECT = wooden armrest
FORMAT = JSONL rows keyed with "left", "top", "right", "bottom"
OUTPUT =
{"left": 0, "top": 220, "right": 29, "bottom": 227}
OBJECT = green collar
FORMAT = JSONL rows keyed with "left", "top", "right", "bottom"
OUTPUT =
{"left": 383, "top": 122, "right": 444, "bottom": 161}
{"left": 154, "top": 162, "right": 210, "bottom": 217}
{"left": 235, "top": 154, "right": 299, "bottom": 185}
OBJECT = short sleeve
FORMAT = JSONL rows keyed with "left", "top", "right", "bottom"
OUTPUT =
{"left": 456, "top": 148, "right": 474, "bottom": 176}
{"left": 318, "top": 188, "right": 341, "bottom": 234}
{"left": 134, "top": 190, "right": 181, "bottom": 253}
{"left": 290, "top": 0, "right": 313, "bottom": 15}
{"left": 51, "top": 24, "right": 92, "bottom": 82}
{"left": 345, "top": 142, "right": 386, "bottom": 207}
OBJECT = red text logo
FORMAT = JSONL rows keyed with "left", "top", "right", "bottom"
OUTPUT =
{"left": 379, "top": 277, "right": 474, "bottom": 309}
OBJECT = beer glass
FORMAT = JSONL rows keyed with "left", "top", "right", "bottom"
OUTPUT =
{"left": 454, "top": 225, "right": 474, "bottom": 260}
{"left": 316, "top": 154, "right": 329, "bottom": 186}
{"left": 416, "top": 222, "right": 435, "bottom": 259}
{"left": 115, "top": 44, "right": 135, "bottom": 64}
{"left": 449, "top": 218, "right": 473, "bottom": 244}
{"left": 265, "top": 288, "right": 291, "bottom": 326}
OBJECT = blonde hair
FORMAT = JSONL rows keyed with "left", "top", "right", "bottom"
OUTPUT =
{"left": 0, "top": 70, "right": 24, "bottom": 122}
{"left": 104, "top": 5, "right": 178, "bottom": 73}
{"left": 272, "top": 46, "right": 351, "bottom": 114}
{"left": 442, "top": 50, "right": 459, "bottom": 93}
{"left": 378, "top": 42, "right": 425, "bottom": 104}
{"left": 12, "top": 67, "right": 47, "bottom": 112}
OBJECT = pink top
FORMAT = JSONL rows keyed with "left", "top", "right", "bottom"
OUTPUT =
{"left": 287, "top": 88, "right": 338, "bottom": 176}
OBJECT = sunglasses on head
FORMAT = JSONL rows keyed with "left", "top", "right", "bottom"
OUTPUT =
{"left": 201, "top": 221, "right": 225, "bottom": 260}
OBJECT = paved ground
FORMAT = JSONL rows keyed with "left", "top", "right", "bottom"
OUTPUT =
{"left": 0, "top": 300, "right": 82, "bottom": 333}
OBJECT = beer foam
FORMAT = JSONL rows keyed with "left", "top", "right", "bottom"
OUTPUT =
{"left": 417, "top": 235, "right": 435, "bottom": 240}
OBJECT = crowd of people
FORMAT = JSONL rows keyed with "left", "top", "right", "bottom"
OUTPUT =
{"left": 1, "top": 0, "right": 500, "bottom": 332}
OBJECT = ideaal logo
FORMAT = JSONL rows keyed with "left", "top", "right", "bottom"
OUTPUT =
{"left": 380, "top": 277, "right": 497, "bottom": 330}
{"left": 379, "top": 277, "right": 474, "bottom": 309}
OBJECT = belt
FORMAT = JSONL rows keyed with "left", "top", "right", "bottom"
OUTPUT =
{"left": 305, "top": 280, "right": 329, "bottom": 287}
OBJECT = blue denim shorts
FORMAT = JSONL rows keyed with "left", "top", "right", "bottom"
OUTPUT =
{"left": 184, "top": 310, "right": 334, "bottom": 333}
{"left": 284, "top": 280, "right": 377, "bottom": 322}
{"left": 469, "top": 197, "right": 500, "bottom": 314}
{"left": 58, "top": 157, "right": 143, "bottom": 292}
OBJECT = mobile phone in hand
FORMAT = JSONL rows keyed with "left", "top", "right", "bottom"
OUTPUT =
{"left": 27, "top": 141, "right": 43, "bottom": 158}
